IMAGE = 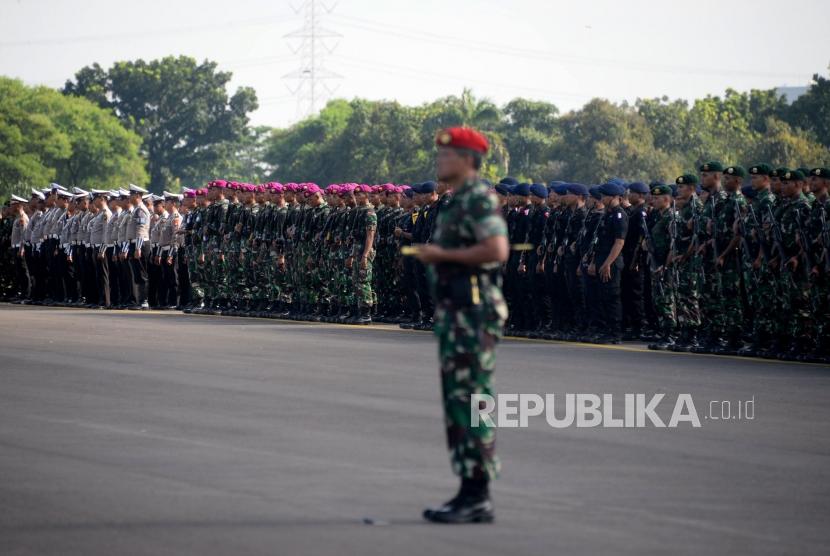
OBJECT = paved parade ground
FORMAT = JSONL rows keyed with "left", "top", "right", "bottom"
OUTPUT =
{"left": 1, "top": 304, "right": 829, "bottom": 555}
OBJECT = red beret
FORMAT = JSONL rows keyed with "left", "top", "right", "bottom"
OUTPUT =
{"left": 435, "top": 127, "right": 489, "bottom": 154}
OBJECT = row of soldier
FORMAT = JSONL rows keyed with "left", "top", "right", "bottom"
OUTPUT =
{"left": 2, "top": 161, "right": 829, "bottom": 362}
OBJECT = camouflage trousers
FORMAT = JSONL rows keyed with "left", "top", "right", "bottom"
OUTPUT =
{"left": 203, "top": 244, "right": 226, "bottom": 301}
{"left": 749, "top": 267, "right": 779, "bottom": 339}
{"left": 351, "top": 248, "right": 376, "bottom": 308}
{"left": 433, "top": 294, "right": 506, "bottom": 480}
{"left": 713, "top": 258, "right": 743, "bottom": 337}
{"left": 675, "top": 260, "right": 701, "bottom": 330}
{"left": 187, "top": 247, "right": 204, "bottom": 302}
{"left": 780, "top": 273, "right": 814, "bottom": 347}
{"left": 650, "top": 268, "right": 676, "bottom": 335}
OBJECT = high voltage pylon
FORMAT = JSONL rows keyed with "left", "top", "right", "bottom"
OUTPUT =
{"left": 282, "top": 0, "right": 343, "bottom": 119}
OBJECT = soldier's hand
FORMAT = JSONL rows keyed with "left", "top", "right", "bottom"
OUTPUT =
{"left": 360, "top": 256, "right": 368, "bottom": 270}
{"left": 787, "top": 256, "right": 798, "bottom": 272}
{"left": 599, "top": 263, "right": 611, "bottom": 282}
{"left": 393, "top": 227, "right": 402, "bottom": 237}
{"left": 167, "top": 256, "right": 173, "bottom": 266}
{"left": 67, "top": 255, "right": 72, "bottom": 263}
{"left": 535, "top": 262, "right": 544, "bottom": 274}
{"left": 133, "top": 250, "right": 140, "bottom": 260}
{"left": 558, "top": 246, "right": 565, "bottom": 256}
{"left": 345, "top": 257, "right": 353, "bottom": 269}
{"left": 517, "top": 263, "right": 526, "bottom": 274}
{"left": 717, "top": 255, "right": 725, "bottom": 268}
{"left": 219, "top": 254, "right": 225, "bottom": 262}
{"left": 587, "top": 263, "right": 596, "bottom": 276}
{"left": 198, "top": 253, "right": 205, "bottom": 264}
{"left": 413, "top": 244, "right": 445, "bottom": 264}
{"left": 154, "top": 256, "right": 161, "bottom": 265}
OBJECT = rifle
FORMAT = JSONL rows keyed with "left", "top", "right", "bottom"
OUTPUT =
{"left": 820, "top": 205, "right": 830, "bottom": 273}
{"left": 641, "top": 215, "right": 665, "bottom": 297}
{"left": 552, "top": 209, "right": 574, "bottom": 273}
{"left": 766, "top": 204, "right": 796, "bottom": 290}
{"left": 581, "top": 209, "right": 605, "bottom": 274}
{"left": 668, "top": 197, "right": 679, "bottom": 289}
{"left": 734, "top": 198, "right": 758, "bottom": 289}
{"left": 794, "top": 208, "right": 821, "bottom": 312}
{"left": 708, "top": 195, "right": 722, "bottom": 294}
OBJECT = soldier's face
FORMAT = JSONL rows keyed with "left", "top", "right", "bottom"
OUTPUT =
{"left": 750, "top": 175, "right": 769, "bottom": 190}
{"left": 436, "top": 147, "right": 469, "bottom": 182}
{"left": 701, "top": 172, "right": 720, "bottom": 189}
{"left": 724, "top": 176, "right": 742, "bottom": 191}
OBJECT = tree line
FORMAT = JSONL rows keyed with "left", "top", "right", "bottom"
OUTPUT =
{"left": 1, "top": 55, "right": 829, "bottom": 201}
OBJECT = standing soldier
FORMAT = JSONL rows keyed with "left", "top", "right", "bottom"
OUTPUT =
{"left": 347, "top": 184, "right": 377, "bottom": 324}
{"left": 588, "top": 182, "right": 628, "bottom": 344}
{"left": 621, "top": 182, "right": 650, "bottom": 340}
{"left": 696, "top": 161, "right": 727, "bottom": 351}
{"left": 415, "top": 127, "right": 508, "bottom": 524}
{"left": 670, "top": 174, "right": 703, "bottom": 352}
{"left": 646, "top": 185, "right": 678, "bottom": 350}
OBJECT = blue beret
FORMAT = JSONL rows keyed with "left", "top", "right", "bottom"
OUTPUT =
{"left": 741, "top": 185, "right": 757, "bottom": 199}
{"left": 628, "top": 181, "right": 649, "bottom": 194}
{"left": 409, "top": 182, "right": 422, "bottom": 194}
{"left": 598, "top": 182, "right": 626, "bottom": 196}
{"left": 499, "top": 177, "right": 519, "bottom": 187}
{"left": 589, "top": 186, "right": 603, "bottom": 200}
{"left": 420, "top": 181, "right": 437, "bottom": 193}
{"left": 495, "top": 184, "right": 511, "bottom": 196}
{"left": 551, "top": 183, "right": 569, "bottom": 195}
{"left": 607, "top": 177, "right": 628, "bottom": 188}
{"left": 529, "top": 183, "right": 547, "bottom": 198}
{"left": 513, "top": 183, "right": 530, "bottom": 196}
{"left": 404, "top": 187, "right": 416, "bottom": 199}
{"left": 566, "top": 183, "right": 588, "bottom": 196}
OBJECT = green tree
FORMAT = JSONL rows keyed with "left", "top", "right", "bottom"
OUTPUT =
{"left": 748, "top": 117, "right": 829, "bottom": 168}
{"left": 0, "top": 77, "right": 146, "bottom": 200}
{"left": 0, "top": 78, "right": 69, "bottom": 199}
{"left": 500, "top": 98, "right": 560, "bottom": 180}
{"left": 64, "top": 55, "right": 258, "bottom": 192}
{"left": 787, "top": 71, "right": 830, "bottom": 148}
{"left": 554, "top": 99, "right": 680, "bottom": 184}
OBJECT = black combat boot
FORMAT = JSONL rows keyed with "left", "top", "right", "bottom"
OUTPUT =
{"left": 423, "top": 478, "right": 494, "bottom": 524}
{"left": 355, "top": 305, "right": 372, "bottom": 325}
{"left": 648, "top": 333, "right": 676, "bottom": 351}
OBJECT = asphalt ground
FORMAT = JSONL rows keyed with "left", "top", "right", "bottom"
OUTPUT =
{"left": 1, "top": 304, "right": 829, "bottom": 555}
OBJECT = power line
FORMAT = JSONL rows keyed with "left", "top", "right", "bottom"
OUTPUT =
{"left": 328, "top": 13, "right": 812, "bottom": 81}
{"left": 282, "top": 0, "right": 343, "bottom": 118}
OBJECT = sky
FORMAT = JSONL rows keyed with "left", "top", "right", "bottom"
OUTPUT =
{"left": 1, "top": 0, "right": 829, "bottom": 128}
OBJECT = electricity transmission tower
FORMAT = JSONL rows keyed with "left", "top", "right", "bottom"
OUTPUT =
{"left": 283, "top": 0, "right": 343, "bottom": 119}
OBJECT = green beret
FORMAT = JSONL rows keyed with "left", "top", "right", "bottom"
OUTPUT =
{"left": 781, "top": 169, "right": 806, "bottom": 181}
{"left": 749, "top": 164, "right": 773, "bottom": 176}
{"left": 810, "top": 167, "right": 830, "bottom": 178}
{"left": 772, "top": 167, "right": 791, "bottom": 178}
{"left": 724, "top": 165, "right": 747, "bottom": 178}
{"left": 651, "top": 184, "right": 673, "bottom": 196}
{"left": 676, "top": 173, "right": 699, "bottom": 186}
{"left": 699, "top": 161, "right": 724, "bottom": 172}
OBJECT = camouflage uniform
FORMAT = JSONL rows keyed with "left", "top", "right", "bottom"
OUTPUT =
{"left": 351, "top": 203, "right": 377, "bottom": 309}
{"left": 429, "top": 177, "right": 508, "bottom": 481}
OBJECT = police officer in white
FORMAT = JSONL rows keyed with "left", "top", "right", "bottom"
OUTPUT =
{"left": 125, "top": 184, "right": 152, "bottom": 309}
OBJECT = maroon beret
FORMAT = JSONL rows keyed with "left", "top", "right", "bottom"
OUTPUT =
{"left": 435, "top": 127, "right": 489, "bottom": 154}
